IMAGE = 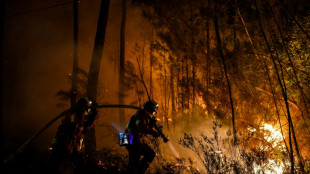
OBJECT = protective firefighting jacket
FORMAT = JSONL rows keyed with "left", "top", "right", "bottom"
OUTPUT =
{"left": 51, "top": 110, "right": 96, "bottom": 154}
{"left": 125, "top": 109, "right": 159, "bottom": 143}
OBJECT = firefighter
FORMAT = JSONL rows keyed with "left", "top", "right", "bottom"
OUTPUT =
{"left": 48, "top": 97, "right": 98, "bottom": 174}
{"left": 125, "top": 99, "right": 168, "bottom": 174}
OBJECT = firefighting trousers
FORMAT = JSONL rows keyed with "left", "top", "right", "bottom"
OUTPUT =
{"left": 126, "top": 142, "right": 155, "bottom": 173}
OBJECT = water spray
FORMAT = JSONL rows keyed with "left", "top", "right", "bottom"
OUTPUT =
{"left": 167, "top": 141, "right": 180, "bottom": 159}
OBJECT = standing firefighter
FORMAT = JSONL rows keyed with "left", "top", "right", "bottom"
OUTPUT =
{"left": 48, "top": 97, "right": 98, "bottom": 174}
{"left": 124, "top": 100, "right": 168, "bottom": 174}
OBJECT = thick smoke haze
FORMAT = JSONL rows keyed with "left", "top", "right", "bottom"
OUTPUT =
{"left": 2, "top": 0, "right": 152, "bottom": 156}
{"left": 4, "top": 0, "right": 77, "bottom": 153}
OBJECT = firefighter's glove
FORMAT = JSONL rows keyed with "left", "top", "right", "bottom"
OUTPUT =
{"left": 158, "top": 125, "right": 163, "bottom": 134}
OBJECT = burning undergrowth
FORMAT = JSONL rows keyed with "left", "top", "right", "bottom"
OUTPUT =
{"left": 177, "top": 120, "right": 297, "bottom": 174}
{"left": 96, "top": 116, "right": 306, "bottom": 173}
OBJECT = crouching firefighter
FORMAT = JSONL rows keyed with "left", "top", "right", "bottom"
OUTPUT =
{"left": 48, "top": 97, "right": 98, "bottom": 174}
{"left": 123, "top": 100, "right": 169, "bottom": 174}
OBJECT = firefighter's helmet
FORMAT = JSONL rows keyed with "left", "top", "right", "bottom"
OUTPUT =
{"left": 75, "top": 97, "right": 94, "bottom": 115}
{"left": 142, "top": 99, "right": 159, "bottom": 115}
{"left": 76, "top": 96, "right": 93, "bottom": 110}
{"left": 76, "top": 97, "right": 97, "bottom": 124}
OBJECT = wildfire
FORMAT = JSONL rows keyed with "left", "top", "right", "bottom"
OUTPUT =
{"left": 261, "top": 123, "right": 286, "bottom": 151}
{"left": 252, "top": 123, "right": 286, "bottom": 174}
{"left": 254, "top": 159, "right": 284, "bottom": 174}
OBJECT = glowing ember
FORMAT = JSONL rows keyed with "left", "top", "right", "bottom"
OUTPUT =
{"left": 261, "top": 123, "right": 285, "bottom": 150}
{"left": 253, "top": 123, "right": 286, "bottom": 173}
{"left": 254, "top": 159, "right": 284, "bottom": 174}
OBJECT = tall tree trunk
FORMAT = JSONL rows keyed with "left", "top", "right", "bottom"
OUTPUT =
{"left": 149, "top": 27, "right": 153, "bottom": 99}
{"left": 206, "top": 2, "right": 211, "bottom": 116}
{"left": 269, "top": 4, "right": 310, "bottom": 125}
{"left": 190, "top": 0, "right": 195, "bottom": 110}
{"left": 280, "top": 63, "right": 305, "bottom": 173}
{"left": 185, "top": 58, "right": 190, "bottom": 128}
{"left": 0, "top": 0, "right": 5, "bottom": 168}
{"left": 85, "top": 0, "right": 110, "bottom": 172}
{"left": 181, "top": 57, "right": 184, "bottom": 113}
{"left": 170, "top": 60, "right": 176, "bottom": 130}
{"left": 211, "top": 0, "right": 237, "bottom": 144}
{"left": 242, "top": 4, "right": 291, "bottom": 154}
{"left": 177, "top": 59, "right": 180, "bottom": 112}
{"left": 186, "top": 58, "right": 189, "bottom": 110}
{"left": 237, "top": 3, "right": 290, "bottom": 153}
{"left": 164, "top": 61, "right": 169, "bottom": 130}
{"left": 268, "top": 18, "right": 306, "bottom": 173}
{"left": 233, "top": 0, "right": 237, "bottom": 44}
{"left": 192, "top": 58, "right": 196, "bottom": 111}
{"left": 119, "top": 0, "right": 127, "bottom": 126}
{"left": 253, "top": 0, "right": 299, "bottom": 172}
{"left": 71, "top": 0, "right": 79, "bottom": 107}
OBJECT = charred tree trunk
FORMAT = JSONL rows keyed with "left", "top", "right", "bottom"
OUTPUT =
{"left": 268, "top": 18, "right": 306, "bottom": 173}
{"left": 127, "top": 62, "right": 142, "bottom": 105}
{"left": 190, "top": 0, "right": 195, "bottom": 110}
{"left": 211, "top": 0, "right": 237, "bottom": 144}
{"left": 253, "top": 0, "right": 300, "bottom": 172}
{"left": 119, "top": 0, "right": 127, "bottom": 126}
{"left": 186, "top": 58, "right": 189, "bottom": 110}
{"left": 0, "top": 0, "right": 4, "bottom": 168}
{"left": 149, "top": 27, "right": 153, "bottom": 98}
{"left": 181, "top": 57, "right": 184, "bottom": 113}
{"left": 280, "top": 63, "right": 305, "bottom": 173}
{"left": 237, "top": 3, "right": 290, "bottom": 153}
{"left": 86, "top": 0, "right": 110, "bottom": 109}
{"left": 170, "top": 59, "right": 176, "bottom": 130}
{"left": 191, "top": 58, "right": 196, "bottom": 111}
{"left": 164, "top": 62, "right": 169, "bottom": 130}
{"left": 177, "top": 58, "right": 180, "bottom": 112}
{"left": 267, "top": 62, "right": 290, "bottom": 153}
{"left": 240, "top": 3, "right": 290, "bottom": 153}
{"left": 185, "top": 57, "right": 190, "bottom": 128}
{"left": 269, "top": 4, "right": 310, "bottom": 125}
{"left": 85, "top": 0, "right": 110, "bottom": 172}
{"left": 206, "top": 2, "right": 211, "bottom": 116}
{"left": 233, "top": 0, "right": 237, "bottom": 44}
{"left": 71, "top": 0, "right": 79, "bottom": 107}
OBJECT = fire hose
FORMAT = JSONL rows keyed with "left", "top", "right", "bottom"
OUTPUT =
{"left": 3, "top": 104, "right": 141, "bottom": 165}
